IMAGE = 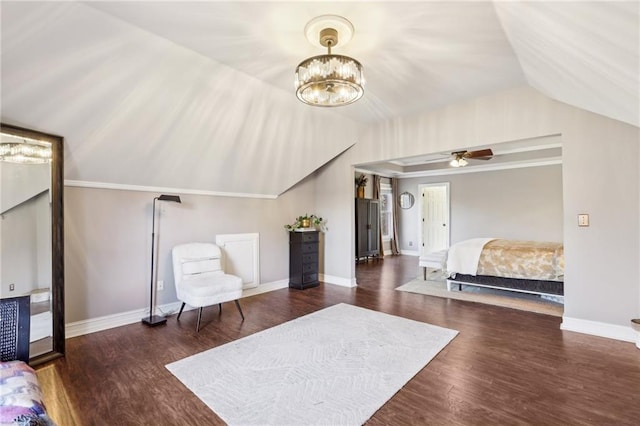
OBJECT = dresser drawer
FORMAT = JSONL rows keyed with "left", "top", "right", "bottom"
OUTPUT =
{"left": 302, "top": 263, "right": 317, "bottom": 273}
{"left": 290, "top": 231, "right": 319, "bottom": 243}
{"left": 302, "top": 253, "right": 316, "bottom": 264}
{"left": 302, "top": 272, "right": 318, "bottom": 284}
{"left": 301, "top": 233, "right": 319, "bottom": 243}
{"left": 301, "top": 243, "right": 318, "bottom": 254}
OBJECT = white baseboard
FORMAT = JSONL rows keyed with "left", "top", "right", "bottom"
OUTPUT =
{"left": 65, "top": 280, "right": 288, "bottom": 338}
{"left": 242, "top": 280, "right": 288, "bottom": 297}
{"left": 66, "top": 301, "right": 184, "bottom": 338}
{"left": 320, "top": 274, "right": 357, "bottom": 288}
{"left": 400, "top": 250, "right": 420, "bottom": 256}
{"left": 561, "top": 316, "right": 638, "bottom": 344}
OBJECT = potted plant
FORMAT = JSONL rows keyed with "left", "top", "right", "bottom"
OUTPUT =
{"left": 355, "top": 174, "right": 368, "bottom": 198}
{"left": 284, "top": 214, "right": 328, "bottom": 232}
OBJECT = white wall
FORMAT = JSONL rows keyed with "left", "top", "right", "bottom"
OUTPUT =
{"left": 316, "top": 86, "right": 639, "bottom": 336}
{"left": 64, "top": 177, "right": 316, "bottom": 323}
{"left": 561, "top": 110, "right": 639, "bottom": 326}
{"left": 0, "top": 160, "right": 51, "bottom": 297}
{"left": 397, "top": 164, "right": 564, "bottom": 251}
{"left": 1, "top": 192, "right": 51, "bottom": 296}
{"left": 0, "top": 161, "right": 50, "bottom": 214}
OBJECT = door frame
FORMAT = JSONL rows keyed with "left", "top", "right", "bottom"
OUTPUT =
{"left": 418, "top": 182, "right": 451, "bottom": 256}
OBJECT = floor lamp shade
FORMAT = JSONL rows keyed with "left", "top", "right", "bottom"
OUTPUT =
{"left": 142, "top": 194, "right": 182, "bottom": 327}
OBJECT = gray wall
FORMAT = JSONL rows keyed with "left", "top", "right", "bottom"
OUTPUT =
{"left": 397, "top": 164, "right": 563, "bottom": 252}
{"left": 64, "top": 177, "right": 316, "bottom": 323}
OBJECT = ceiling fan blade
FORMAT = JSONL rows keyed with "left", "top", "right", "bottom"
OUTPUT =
{"left": 464, "top": 148, "right": 493, "bottom": 159}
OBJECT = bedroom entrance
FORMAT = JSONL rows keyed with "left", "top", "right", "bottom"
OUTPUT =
{"left": 419, "top": 183, "right": 450, "bottom": 256}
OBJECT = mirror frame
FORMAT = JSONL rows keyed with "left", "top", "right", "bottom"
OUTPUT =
{"left": 398, "top": 191, "right": 415, "bottom": 209}
{"left": 1, "top": 123, "right": 64, "bottom": 365}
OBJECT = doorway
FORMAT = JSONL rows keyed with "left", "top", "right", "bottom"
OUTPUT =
{"left": 418, "top": 183, "right": 450, "bottom": 256}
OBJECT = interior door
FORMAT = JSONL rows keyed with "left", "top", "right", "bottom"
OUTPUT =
{"left": 420, "top": 183, "right": 450, "bottom": 256}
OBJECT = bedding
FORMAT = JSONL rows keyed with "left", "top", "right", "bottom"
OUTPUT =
{"left": 446, "top": 238, "right": 564, "bottom": 297}
{"left": 0, "top": 361, "right": 56, "bottom": 426}
{"left": 446, "top": 238, "right": 495, "bottom": 275}
{"left": 476, "top": 239, "right": 564, "bottom": 281}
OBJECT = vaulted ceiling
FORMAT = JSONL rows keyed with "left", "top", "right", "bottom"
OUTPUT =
{"left": 1, "top": 1, "right": 638, "bottom": 195}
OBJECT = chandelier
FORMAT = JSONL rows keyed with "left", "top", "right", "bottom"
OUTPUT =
{"left": 0, "top": 140, "right": 52, "bottom": 164}
{"left": 295, "top": 15, "right": 364, "bottom": 107}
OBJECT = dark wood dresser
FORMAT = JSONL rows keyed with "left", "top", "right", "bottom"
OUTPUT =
{"left": 289, "top": 230, "right": 319, "bottom": 289}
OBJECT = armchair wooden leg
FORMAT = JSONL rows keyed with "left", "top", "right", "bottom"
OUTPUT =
{"left": 196, "top": 307, "right": 203, "bottom": 332}
{"left": 234, "top": 300, "right": 245, "bottom": 321}
{"left": 177, "top": 302, "right": 186, "bottom": 320}
{"left": 218, "top": 303, "right": 222, "bottom": 314}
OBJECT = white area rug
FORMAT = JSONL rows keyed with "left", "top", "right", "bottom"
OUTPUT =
{"left": 166, "top": 303, "right": 458, "bottom": 426}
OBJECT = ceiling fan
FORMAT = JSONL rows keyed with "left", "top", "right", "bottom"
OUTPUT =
{"left": 449, "top": 149, "right": 493, "bottom": 167}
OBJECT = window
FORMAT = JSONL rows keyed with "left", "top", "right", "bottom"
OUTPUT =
{"left": 380, "top": 183, "right": 393, "bottom": 241}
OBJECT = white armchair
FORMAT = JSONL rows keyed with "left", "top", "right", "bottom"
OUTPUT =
{"left": 171, "top": 243, "right": 245, "bottom": 332}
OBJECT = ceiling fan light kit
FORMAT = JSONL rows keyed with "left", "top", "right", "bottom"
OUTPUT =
{"left": 449, "top": 149, "right": 494, "bottom": 167}
{"left": 295, "top": 15, "right": 364, "bottom": 107}
{"left": 450, "top": 157, "right": 468, "bottom": 167}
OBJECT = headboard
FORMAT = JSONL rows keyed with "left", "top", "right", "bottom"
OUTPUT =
{"left": 0, "top": 295, "right": 30, "bottom": 363}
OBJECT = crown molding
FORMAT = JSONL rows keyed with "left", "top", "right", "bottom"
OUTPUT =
{"left": 64, "top": 180, "right": 278, "bottom": 199}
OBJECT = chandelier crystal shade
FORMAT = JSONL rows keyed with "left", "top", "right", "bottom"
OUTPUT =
{"left": 295, "top": 21, "right": 364, "bottom": 107}
{"left": 0, "top": 142, "right": 52, "bottom": 164}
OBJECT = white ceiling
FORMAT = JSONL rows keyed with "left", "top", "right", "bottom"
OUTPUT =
{"left": 85, "top": 0, "right": 640, "bottom": 127}
{"left": 86, "top": 1, "right": 528, "bottom": 124}
{"left": 1, "top": 1, "right": 638, "bottom": 194}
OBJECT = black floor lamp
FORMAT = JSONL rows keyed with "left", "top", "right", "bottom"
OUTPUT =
{"left": 142, "top": 194, "right": 182, "bottom": 327}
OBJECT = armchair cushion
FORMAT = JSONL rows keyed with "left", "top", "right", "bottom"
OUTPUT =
{"left": 181, "top": 257, "right": 222, "bottom": 276}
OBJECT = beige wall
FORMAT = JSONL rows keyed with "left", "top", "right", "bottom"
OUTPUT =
{"left": 397, "top": 164, "right": 564, "bottom": 251}
{"left": 64, "top": 177, "right": 316, "bottom": 322}
{"left": 316, "top": 86, "right": 639, "bottom": 331}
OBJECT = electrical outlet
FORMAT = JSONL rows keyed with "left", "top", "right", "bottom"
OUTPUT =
{"left": 409, "top": 241, "right": 413, "bottom": 247}
{"left": 157, "top": 280, "right": 164, "bottom": 291}
{"left": 578, "top": 214, "right": 589, "bottom": 227}
{"left": 9, "top": 283, "right": 15, "bottom": 291}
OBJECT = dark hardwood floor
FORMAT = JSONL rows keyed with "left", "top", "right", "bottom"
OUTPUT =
{"left": 39, "top": 256, "right": 639, "bottom": 425}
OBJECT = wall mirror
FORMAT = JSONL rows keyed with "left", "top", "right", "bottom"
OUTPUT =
{"left": 398, "top": 191, "right": 415, "bottom": 209}
{"left": 1, "top": 123, "right": 64, "bottom": 365}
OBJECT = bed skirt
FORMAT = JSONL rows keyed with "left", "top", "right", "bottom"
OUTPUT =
{"left": 448, "top": 274, "right": 564, "bottom": 296}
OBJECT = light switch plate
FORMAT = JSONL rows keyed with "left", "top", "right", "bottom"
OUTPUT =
{"left": 578, "top": 214, "right": 589, "bottom": 227}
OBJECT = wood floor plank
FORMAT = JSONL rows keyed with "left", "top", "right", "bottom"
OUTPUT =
{"left": 37, "top": 256, "right": 640, "bottom": 425}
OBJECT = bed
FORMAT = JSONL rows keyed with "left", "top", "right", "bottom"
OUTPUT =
{"left": 446, "top": 238, "right": 564, "bottom": 299}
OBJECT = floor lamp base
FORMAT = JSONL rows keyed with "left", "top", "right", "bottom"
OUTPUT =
{"left": 142, "top": 315, "right": 167, "bottom": 326}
